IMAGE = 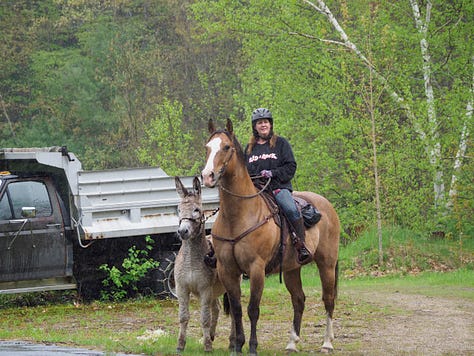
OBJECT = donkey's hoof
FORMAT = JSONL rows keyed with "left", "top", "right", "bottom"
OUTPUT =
{"left": 321, "top": 346, "right": 334, "bottom": 353}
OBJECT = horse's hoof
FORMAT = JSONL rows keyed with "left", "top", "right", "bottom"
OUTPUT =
{"left": 285, "top": 344, "right": 298, "bottom": 353}
{"left": 321, "top": 346, "right": 334, "bottom": 353}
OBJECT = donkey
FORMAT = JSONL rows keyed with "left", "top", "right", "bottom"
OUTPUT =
{"left": 174, "top": 176, "right": 227, "bottom": 352}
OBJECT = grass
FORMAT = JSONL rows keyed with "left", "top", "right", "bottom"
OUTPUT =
{"left": 0, "top": 226, "right": 472, "bottom": 355}
{"left": 339, "top": 225, "right": 473, "bottom": 276}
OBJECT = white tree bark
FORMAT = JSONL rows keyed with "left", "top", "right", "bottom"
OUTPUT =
{"left": 409, "top": 0, "right": 445, "bottom": 208}
{"left": 448, "top": 56, "right": 473, "bottom": 208}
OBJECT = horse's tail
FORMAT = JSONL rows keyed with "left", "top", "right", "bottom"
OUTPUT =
{"left": 223, "top": 292, "right": 230, "bottom": 315}
{"left": 334, "top": 260, "right": 339, "bottom": 299}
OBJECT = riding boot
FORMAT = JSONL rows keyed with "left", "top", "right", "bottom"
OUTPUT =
{"left": 204, "top": 240, "right": 217, "bottom": 268}
{"left": 291, "top": 217, "right": 311, "bottom": 265}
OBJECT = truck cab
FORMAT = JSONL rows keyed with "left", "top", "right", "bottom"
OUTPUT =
{"left": 0, "top": 172, "right": 75, "bottom": 293}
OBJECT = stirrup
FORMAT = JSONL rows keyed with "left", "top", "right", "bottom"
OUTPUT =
{"left": 297, "top": 246, "right": 311, "bottom": 265}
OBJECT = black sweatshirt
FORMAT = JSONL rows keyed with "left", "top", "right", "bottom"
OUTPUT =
{"left": 244, "top": 136, "right": 297, "bottom": 192}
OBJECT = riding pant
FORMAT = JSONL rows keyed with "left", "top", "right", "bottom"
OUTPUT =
{"left": 273, "top": 188, "right": 301, "bottom": 222}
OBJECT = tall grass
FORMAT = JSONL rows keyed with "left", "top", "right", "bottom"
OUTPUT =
{"left": 338, "top": 225, "right": 473, "bottom": 277}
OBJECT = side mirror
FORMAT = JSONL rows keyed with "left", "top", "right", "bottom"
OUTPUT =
{"left": 21, "top": 207, "right": 36, "bottom": 218}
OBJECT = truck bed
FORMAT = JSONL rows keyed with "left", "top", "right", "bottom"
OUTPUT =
{"left": 77, "top": 168, "right": 219, "bottom": 240}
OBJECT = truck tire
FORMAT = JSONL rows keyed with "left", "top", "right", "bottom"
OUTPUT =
{"left": 151, "top": 251, "right": 177, "bottom": 299}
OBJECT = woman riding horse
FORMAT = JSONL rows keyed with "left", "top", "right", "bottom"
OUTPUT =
{"left": 245, "top": 108, "right": 310, "bottom": 264}
{"left": 202, "top": 118, "right": 340, "bottom": 354}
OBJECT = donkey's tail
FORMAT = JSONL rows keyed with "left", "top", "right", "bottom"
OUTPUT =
{"left": 223, "top": 293, "right": 230, "bottom": 315}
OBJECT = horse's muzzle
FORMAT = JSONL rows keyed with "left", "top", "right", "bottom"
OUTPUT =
{"left": 201, "top": 170, "right": 218, "bottom": 188}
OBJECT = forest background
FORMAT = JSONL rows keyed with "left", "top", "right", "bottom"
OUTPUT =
{"left": 1, "top": 0, "right": 472, "bottom": 247}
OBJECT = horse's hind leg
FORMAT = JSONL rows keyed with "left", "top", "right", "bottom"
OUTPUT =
{"left": 283, "top": 268, "right": 305, "bottom": 352}
{"left": 317, "top": 259, "right": 338, "bottom": 352}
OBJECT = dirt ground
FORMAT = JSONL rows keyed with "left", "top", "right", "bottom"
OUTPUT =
{"left": 204, "top": 287, "right": 474, "bottom": 355}
{"left": 337, "top": 289, "right": 474, "bottom": 355}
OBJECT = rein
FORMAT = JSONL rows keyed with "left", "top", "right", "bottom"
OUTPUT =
{"left": 219, "top": 176, "right": 272, "bottom": 199}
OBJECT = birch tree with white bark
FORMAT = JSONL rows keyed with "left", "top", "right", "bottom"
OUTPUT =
{"left": 302, "top": 0, "right": 471, "bottom": 214}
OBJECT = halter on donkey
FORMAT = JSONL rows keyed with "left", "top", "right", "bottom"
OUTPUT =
{"left": 201, "top": 119, "right": 340, "bottom": 355}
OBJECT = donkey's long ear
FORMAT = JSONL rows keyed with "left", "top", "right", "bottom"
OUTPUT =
{"left": 208, "top": 119, "right": 216, "bottom": 134}
{"left": 226, "top": 118, "right": 233, "bottom": 134}
{"left": 175, "top": 176, "right": 188, "bottom": 198}
{"left": 192, "top": 176, "right": 201, "bottom": 197}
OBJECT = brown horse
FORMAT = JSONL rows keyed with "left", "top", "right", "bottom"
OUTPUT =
{"left": 201, "top": 119, "right": 340, "bottom": 355}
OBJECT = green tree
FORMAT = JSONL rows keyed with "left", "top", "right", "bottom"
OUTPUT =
{"left": 137, "top": 98, "right": 201, "bottom": 176}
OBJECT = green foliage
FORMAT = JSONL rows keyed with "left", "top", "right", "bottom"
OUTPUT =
{"left": 137, "top": 98, "right": 203, "bottom": 176}
{"left": 1, "top": 0, "right": 472, "bottom": 244}
{"left": 99, "top": 236, "right": 159, "bottom": 301}
{"left": 191, "top": 0, "right": 473, "bottom": 242}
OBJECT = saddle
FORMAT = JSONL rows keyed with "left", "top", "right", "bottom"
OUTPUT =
{"left": 257, "top": 182, "right": 322, "bottom": 275}
{"left": 256, "top": 182, "right": 322, "bottom": 231}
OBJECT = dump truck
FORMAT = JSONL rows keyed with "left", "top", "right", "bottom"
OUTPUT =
{"left": 0, "top": 147, "right": 219, "bottom": 299}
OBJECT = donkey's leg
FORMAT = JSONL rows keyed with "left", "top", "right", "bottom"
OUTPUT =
{"left": 316, "top": 258, "right": 338, "bottom": 353}
{"left": 200, "top": 291, "right": 214, "bottom": 352}
{"left": 177, "top": 288, "right": 190, "bottom": 352}
{"left": 210, "top": 298, "right": 220, "bottom": 341}
{"left": 283, "top": 267, "right": 305, "bottom": 352}
{"left": 247, "top": 267, "right": 265, "bottom": 356}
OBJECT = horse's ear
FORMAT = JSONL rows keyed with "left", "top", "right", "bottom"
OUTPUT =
{"left": 208, "top": 119, "right": 215, "bottom": 134}
{"left": 175, "top": 176, "right": 188, "bottom": 198}
{"left": 193, "top": 176, "right": 201, "bottom": 196}
{"left": 226, "top": 118, "right": 233, "bottom": 134}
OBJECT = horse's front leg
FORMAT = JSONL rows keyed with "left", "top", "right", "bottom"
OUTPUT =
{"left": 247, "top": 267, "right": 265, "bottom": 356}
{"left": 176, "top": 289, "right": 190, "bottom": 352}
{"left": 283, "top": 268, "right": 305, "bottom": 352}
{"left": 219, "top": 271, "right": 245, "bottom": 354}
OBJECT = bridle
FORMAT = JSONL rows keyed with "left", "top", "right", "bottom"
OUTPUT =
{"left": 208, "top": 132, "right": 271, "bottom": 199}
{"left": 178, "top": 205, "right": 220, "bottom": 228}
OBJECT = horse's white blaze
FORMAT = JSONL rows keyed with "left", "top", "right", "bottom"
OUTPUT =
{"left": 202, "top": 137, "right": 222, "bottom": 177}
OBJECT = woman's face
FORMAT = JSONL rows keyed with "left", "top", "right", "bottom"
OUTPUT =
{"left": 255, "top": 119, "right": 271, "bottom": 139}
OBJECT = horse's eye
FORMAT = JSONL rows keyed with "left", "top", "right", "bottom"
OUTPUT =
{"left": 223, "top": 145, "right": 230, "bottom": 151}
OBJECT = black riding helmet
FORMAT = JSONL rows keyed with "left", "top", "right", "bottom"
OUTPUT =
{"left": 251, "top": 108, "right": 274, "bottom": 139}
